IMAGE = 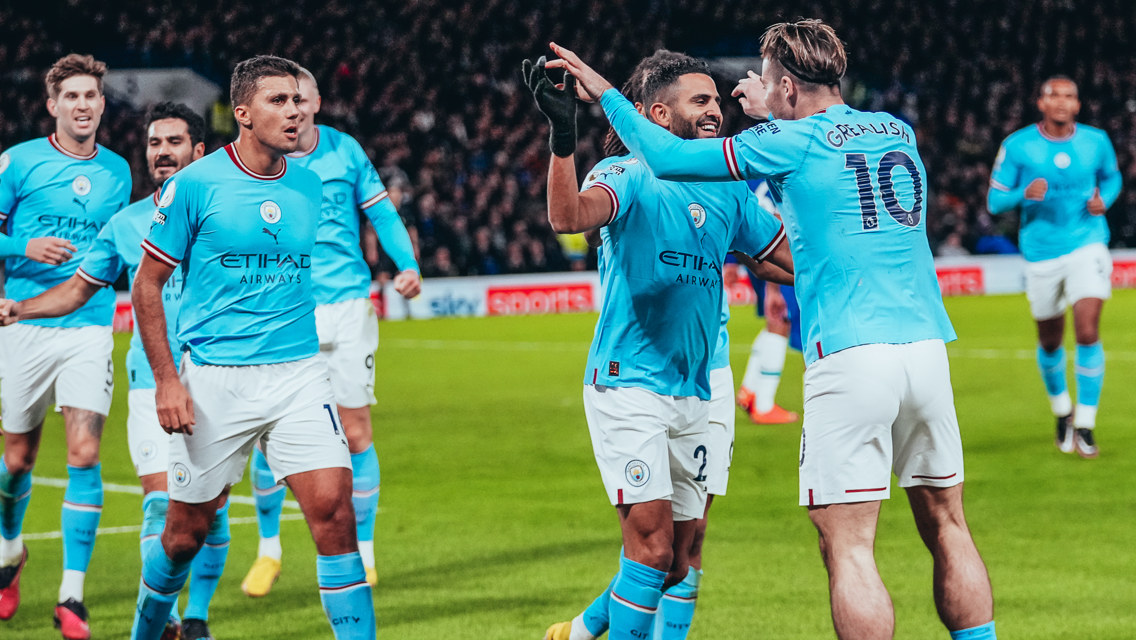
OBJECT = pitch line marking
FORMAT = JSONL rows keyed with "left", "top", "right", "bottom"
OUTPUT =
{"left": 31, "top": 476, "right": 302, "bottom": 509}
{"left": 381, "top": 339, "right": 1136, "bottom": 361}
{"left": 23, "top": 514, "right": 307, "bottom": 542}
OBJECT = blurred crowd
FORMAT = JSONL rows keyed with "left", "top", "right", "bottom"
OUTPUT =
{"left": 3, "top": 0, "right": 1136, "bottom": 278}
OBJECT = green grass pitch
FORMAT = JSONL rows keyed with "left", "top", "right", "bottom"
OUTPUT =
{"left": 4, "top": 291, "right": 1136, "bottom": 639}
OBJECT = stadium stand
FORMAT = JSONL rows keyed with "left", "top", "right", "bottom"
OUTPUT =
{"left": 2, "top": 0, "right": 1135, "bottom": 277}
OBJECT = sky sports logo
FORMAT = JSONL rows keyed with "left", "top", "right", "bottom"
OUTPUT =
{"left": 487, "top": 283, "right": 593, "bottom": 316}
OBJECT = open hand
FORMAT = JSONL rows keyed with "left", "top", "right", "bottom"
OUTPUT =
{"left": 25, "top": 237, "right": 76, "bottom": 265}
{"left": 393, "top": 269, "right": 422, "bottom": 299}
{"left": 732, "top": 70, "right": 769, "bottom": 120}
{"left": 1087, "top": 188, "right": 1106, "bottom": 215}
{"left": 1024, "top": 178, "right": 1048, "bottom": 202}
{"left": 545, "top": 43, "right": 614, "bottom": 103}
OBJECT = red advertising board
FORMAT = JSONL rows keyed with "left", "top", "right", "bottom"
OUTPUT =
{"left": 1112, "top": 260, "right": 1136, "bottom": 289}
{"left": 486, "top": 283, "right": 594, "bottom": 316}
{"left": 936, "top": 266, "right": 985, "bottom": 296}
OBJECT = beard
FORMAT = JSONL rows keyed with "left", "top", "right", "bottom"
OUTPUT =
{"left": 671, "top": 114, "right": 720, "bottom": 141}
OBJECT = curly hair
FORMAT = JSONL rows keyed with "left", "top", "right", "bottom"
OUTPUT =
{"left": 45, "top": 53, "right": 107, "bottom": 100}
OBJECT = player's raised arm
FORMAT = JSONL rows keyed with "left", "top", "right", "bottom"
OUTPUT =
{"left": 522, "top": 56, "right": 614, "bottom": 233}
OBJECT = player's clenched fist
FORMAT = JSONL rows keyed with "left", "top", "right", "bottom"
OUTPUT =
{"left": 1087, "top": 187, "right": 1106, "bottom": 215}
{"left": 25, "top": 237, "right": 76, "bottom": 265}
{"left": 1024, "top": 178, "right": 1048, "bottom": 201}
{"left": 0, "top": 299, "right": 16, "bottom": 326}
{"left": 393, "top": 268, "right": 422, "bottom": 299}
{"left": 156, "top": 379, "right": 196, "bottom": 435}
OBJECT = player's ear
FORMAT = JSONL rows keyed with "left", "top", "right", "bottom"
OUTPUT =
{"left": 233, "top": 104, "right": 252, "bottom": 128}
{"left": 46, "top": 98, "right": 58, "bottom": 118}
{"left": 192, "top": 142, "right": 206, "bottom": 161}
{"left": 315, "top": 95, "right": 322, "bottom": 114}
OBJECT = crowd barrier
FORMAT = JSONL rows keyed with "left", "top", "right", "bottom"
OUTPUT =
{"left": 110, "top": 249, "right": 1136, "bottom": 329}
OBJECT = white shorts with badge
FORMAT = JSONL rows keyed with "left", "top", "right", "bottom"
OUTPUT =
{"left": 127, "top": 389, "right": 171, "bottom": 477}
{"left": 1025, "top": 242, "right": 1112, "bottom": 321}
{"left": 583, "top": 384, "right": 710, "bottom": 521}
{"left": 703, "top": 367, "right": 735, "bottom": 497}
{"left": 0, "top": 324, "right": 114, "bottom": 434}
{"left": 169, "top": 354, "right": 352, "bottom": 503}
{"left": 799, "top": 340, "right": 964, "bottom": 507}
{"left": 315, "top": 297, "right": 380, "bottom": 409}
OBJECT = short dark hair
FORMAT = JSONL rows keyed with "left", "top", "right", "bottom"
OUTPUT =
{"left": 1041, "top": 75, "right": 1078, "bottom": 97}
{"left": 146, "top": 102, "right": 206, "bottom": 146}
{"left": 45, "top": 53, "right": 107, "bottom": 100}
{"left": 760, "top": 19, "right": 847, "bottom": 88}
{"left": 603, "top": 50, "right": 711, "bottom": 157}
{"left": 230, "top": 55, "right": 300, "bottom": 107}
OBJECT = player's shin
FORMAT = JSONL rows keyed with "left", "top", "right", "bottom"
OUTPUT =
{"left": 316, "top": 552, "right": 376, "bottom": 639}
{"left": 744, "top": 330, "right": 788, "bottom": 413}
{"left": 0, "top": 459, "right": 32, "bottom": 566}
{"left": 1036, "top": 345, "right": 1071, "bottom": 416}
{"left": 653, "top": 566, "right": 701, "bottom": 640}
{"left": 350, "top": 445, "right": 380, "bottom": 579}
{"left": 608, "top": 557, "right": 665, "bottom": 640}
{"left": 139, "top": 492, "right": 170, "bottom": 562}
{"left": 184, "top": 503, "right": 230, "bottom": 621}
{"left": 132, "top": 545, "right": 192, "bottom": 640}
{"left": 60, "top": 463, "right": 103, "bottom": 602}
{"left": 1074, "top": 343, "right": 1105, "bottom": 428}
{"left": 251, "top": 448, "right": 285, "bottom": 560}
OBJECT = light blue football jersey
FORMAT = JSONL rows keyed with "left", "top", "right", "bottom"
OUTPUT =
{"left": 78, "top": 192, "right": 183, "bottom": 390}
{"left": 144, "top": 144, "right": 323, "bottom": 366}
{"left": 600, "top": 91, "right": 957, "bottom": 365}
{"left": 988, "top": 123, "right": 1121, "bottom": 262}
{"left": 0, "top": 135, "right": 131, "bottom": 327}
{"left": 287, "top": 125, "right": 418, "bottom": 305}
{"left": 582, "top": 154, "right": 785, "bottom": 400}
{"left": 709, "top": 295, "right": 731, "bottom": 372}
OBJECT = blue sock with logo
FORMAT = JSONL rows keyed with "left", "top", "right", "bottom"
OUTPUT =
{"left": 1075, "top": 343, "right": 1105, "bottom": 419}
{"left": 609, "top": 556, "right": 665, "bottom": 640}
{"left": 251, "top": 447, "right": 285, "bottom": 541}
{"left": 574, "top": 571, "right": 618, "bottom": 637}
{"left": 351, "top": 445, "right": 380, "bottom": 569}
{"left": 132, "top": 544, "right": 191, "bottom": 640}
{"left": 0, "top": 458, "right": 32, "bottom": 563}
{"left": 184, "top": 503, "right": 230, "bottom": 621}
{"left": 139, "top": 492, "right": 169, "bottom": 562}
{"left": 317, "top": 553, "right": 376, "bottom": 639}
{"left": 1036, "top": 345, "right": 1068, "bottom": 411}
{"left": 62, "top": 464, "right": 103, "bottom": 580}
{"left": 950, "top": 621, "right": 996, "bottom": 640}
{"left": 653, "top": 567, "right": 701, "bottom": 640}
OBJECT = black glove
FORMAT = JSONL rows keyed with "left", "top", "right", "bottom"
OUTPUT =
{"left": 522, "top": 56, "right": 577, "bottom": 157}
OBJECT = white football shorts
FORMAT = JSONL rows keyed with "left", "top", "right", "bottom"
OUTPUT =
{"left": 0, "top": 324, "right": 114, "bottom": 434}
{"left": 1025, "top": 242, "right": 1112, "bottom": 321}
{"left": 702, "top": 366, "right": 735, "bottom": 497}
{"left": 127, "top": 389, "right": 171, "bottom": 477}
{"left": 169, "top": 354, "right": 352, "bottom": 503}
{"left": 315, "top": 297, "right": 380, "bottom": 409}
{"left": 583, "top": 384, "right": 709, "bottom": 521}
{"left": 798, "top": 340, "right": 964, "bottom": 507}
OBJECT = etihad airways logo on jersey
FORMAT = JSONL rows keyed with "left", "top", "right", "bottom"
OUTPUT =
{"left": 659, "top": 250, "right": 722, "bottom": 289}
{"left": 38, "top": 214, "right": 99, "bottom": 243}
{"left": 221, "top": 253, "right": 311, "bottom": 285}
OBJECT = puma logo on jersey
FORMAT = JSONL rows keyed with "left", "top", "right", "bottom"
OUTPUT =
{"left": 262, "top": 227, "right": 281, "bottom": 244}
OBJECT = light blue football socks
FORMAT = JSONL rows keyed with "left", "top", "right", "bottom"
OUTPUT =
{"left": 1074, "top": 342, "right": 1105, "bottom": 428}
{"left": 350, "top": 445, "right": 380, "bottom": 572}
{"left": 0, "top": 458, "right": 31, "bottom": 566}
{"left": 1036, "top": 345, "right": 1070, "bottom": 416}
{"left": 317, "top": 552, "right": 376, "bottom": 639}
{"left": 60, "top": 463, "right": 103, "bottom": 601}
{"left": 654, "top": 567, "right": 701, "bottom": 639}
{"left": 132, "top": 544, "right": 191, "bottom": 640}
{"left": 950, "top": 621, "right": 996, "bottom": 640}
{"left": 609, "top": 556, "right": 665, "bottom": 640}
{"left": 139, "top": 491, "right": 169, "bottom": 561}
{"left": 251, "top": 447, "right": 285, "bottom": 559}
{"left": 184, "top": 503, "right": 231, "bottom": 621}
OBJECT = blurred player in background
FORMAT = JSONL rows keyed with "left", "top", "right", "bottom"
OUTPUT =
{"left": 128, "top": 55, "right": 374, "bottom": 640}
{"left": 242, "top": 65, "right": 420, "bottom": 597}
{"left": 987, "top": 77, "right": 1121, "bottom": 459}
{"left": 735, "top": 178, "right": 801, "bottom": 424}
{"left": 0, "top": 54, "right": 132, "bottom": 640}
{"left": 525, "top": 50, "right": 791, "bottom": 640}
{"left": 0, "top": 103, "right": 226, "bottom": 640}
{"left": 552, "top": 17, "right": 998, "bottom": 640}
